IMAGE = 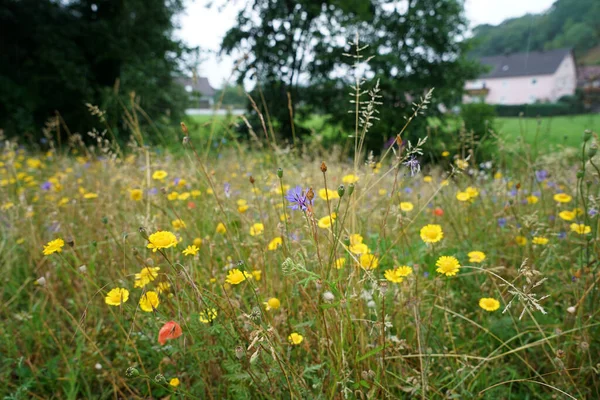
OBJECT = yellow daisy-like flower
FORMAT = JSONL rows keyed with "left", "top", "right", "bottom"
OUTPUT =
{"left": 558, "top": 210, "right": 575, "bottom": 221}
{"left": 335, "top": 258, "right": 346, "bottom": 269}
{"left": 317, "top": 213, "right": 336, "bottom": 229}
{"left": 42, "top": 238, "right": 65, "bottom": 255}
{"left": 249, "top": 223, "right": 264, "bottom": 236}
{"left": 570, "top": 223, "right": 591, "bottom": 235}
{"left": 515, "top": 236, "right": 528, "bottom": 246}
{"left": 177, "top": 192, "right": 190, "bottom": 201}
{"left": 191, "top": 189, "right": 202, "bottom": 198}
{"left": 129, "top": 189, "right": 143, "bottom": 201}
{"left": 171, "top": 219, "right": 186, "bottom": 231}
{"left": 420, "top": 224, "right": 443, "bottom": 243}
{"left": 252, "top": 270, "right": 262, "bottom": 281}
{"left": 395, "top": 265, "right": 413, "bottom": 277}
{"left": 465, "top": 187, "right": 479, "bottom": 198}
{"left": 435, "top": 256, "right": 460, "bottom": 277}
{"left": 526, "top": 195, "right": 539, "bottom": 204}
{"left": 399, "top": 202, "right": 414, "bottom": 212}
{"left": 156, "top": 282, "right": 171, "bottom": 294}
{"left": 147, "top": 231, "right": 178, "bottom": 252}
{"left": 423, "top": 176, "right": 433, "bottom": 183}
{"left": 288, "top": 332, "right": 304, "bottom": 345}
{"left": 169, "top": 378, "right": 180, "bottom": 387}
{"left": 359, "top": 253, "right": 379, "bottom": 270}
{"left": 167, "top": 191, "right": 179, "bottom": 201}
{"left": 268, "top": 237, "right": 283, "bottom": 250}
{"left": 216, "top": 222, "right": 227, "bottom": 234}
{"left": 199, "top": 308, "right": 218, "bottom": 323}
{"left": 349, "top": 242, "right": 369, "bottom": 255}
{"left": 105, "top": 288, "right": 129, "bottom": 306}
{"left": 226, "top": 269, "right": 250, "bottom": 285}
{"left": 468, "top": 251, "right": 486, "bottom": 263}
{"left": 152, "top": 170, "right": 168, "bottom": 180}
{"left": 182, "top": 245, "right": 199, "bottom": 256}
{"left": 83, "top": 192, "right": 98, "bottom": 199}
{"left": 494, "top": 171, "right": 503, "bottom": 180}
{"left": 139, "top": 291, "right": 160, "bottom": 312}
{"left": 264, "top": 297, "right": 281, "bottom": 311}
{"left": 134, "top": 267, "right": 160, "bottom": 288}
{"left": 455, "top": 159, "right": 469, "bottom": 170}
{"left": 456, "top": 191, "right": 470, "bottom": 202}
{"left": 378, "top": 189, "right": 387, "bottom": 196}
{"left": 318, "top": 188, "right": 339, "bottom": 201}
{"left": 384, "top": 269, "right": 404, "bottom": 283}
{"left": 238, "top": 204, "right": 249, "bottom": 213}
{"left": 554, "top": 193, "right": 572, "bottom": 203}
{"left": 532, "top": 237, "right": 549, "bottom": 245}
{"left": 193, "top": 237, "right": 202, "bottom": 247}
{"left": 342, "top": 174, "right": 359, "bottom": 184}
{"left": 441, "top": 151, "right": 450, "bottom": 157}
{"left": 479, "top": 297, "right": 500, "bottom": 312}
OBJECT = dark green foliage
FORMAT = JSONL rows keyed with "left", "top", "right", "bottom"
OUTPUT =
{"left": 461, "top": 103, "right": 496, "bottom": 136}
{"left": 469, "top": 0, "right": 600, "bottom": 59}
{"left": 222, "top": 0, "right": 482, "bottom": 154}
{"left": 495, "top": 102, "right": 580, "bottom": 117}
{"left": 215, "top": 85, "right": 248, "bottom": 109}
{"left": 0, "top": 0, "right": 190, "bottom": 142}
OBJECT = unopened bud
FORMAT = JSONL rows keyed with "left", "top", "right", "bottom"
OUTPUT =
{"left": 588, "top": 144, "right": 597, "bottom": 159}
{"left": 576, "top": 170, "right": 584, "bottom": 179}
{"left": 276, "top": 168, "right": 283, "bottom": 178}
{"left": 138, "top": 227, "right": 149, "bottom": 240}
{"left": 126, "top": 367, "right": 139, "bottom": 377}
{"left": 235, "top": 346, "right": 245, "bottom": 360}
{"left": 583, "top": 129, "right": 592, "bottom": 142}
{"left": 154, "top": 374, "right": 166, "bottom": 384}
{"left": 320, "top": 161, "right": 327, "bottom": 172}
{"left": 337, "top": 185, "right": 345, "bottom": 198}
{"left": 306, "top": 187, "right": 314, "bottom": 201}
{"left": 180, "top": 122, "right": 188, "bottom": 135}
{"left": 66, "top": 236, "right": 75, "bottom": 247}
{"left": 347, "top": 183, "right": 355, "bottom": 196}
{"left": 249, "top": 175, "right": 255, "bottom": 184}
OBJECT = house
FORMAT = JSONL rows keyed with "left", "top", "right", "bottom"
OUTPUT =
{"left": 464, "top": 48, "right": 577, "bottom": 105}
{"left": 176, "top": 76, "right": 216, "bottom": 109}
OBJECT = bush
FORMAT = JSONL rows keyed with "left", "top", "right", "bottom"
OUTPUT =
{"left": 460, "top": 103, "right": 496, "bottom": 135}
{"left": 495, "top": 103, "right": 571, "bottom": 117}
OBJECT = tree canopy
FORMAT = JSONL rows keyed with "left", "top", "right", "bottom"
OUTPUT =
{"left": 0, "top": 0, "right": 190, "bottom": 141}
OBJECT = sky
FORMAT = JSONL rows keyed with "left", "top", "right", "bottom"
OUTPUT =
{"left": 177, "top": 0, "right": 556, "bottom": 89}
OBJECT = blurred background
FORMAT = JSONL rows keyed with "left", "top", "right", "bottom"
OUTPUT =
{"left": 1, "top": 0, "right": 599, "bottom": 155}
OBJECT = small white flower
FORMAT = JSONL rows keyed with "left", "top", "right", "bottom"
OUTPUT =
{"left": 35, "top": 277, "right": 46, "bottom": 286}
{"left": 567, "top": 306, "right": 576, "bottom": 314}
{"left": 79, "top": 265, "right": 87, "bottom": 273}
{"left": 94, "top": 363, "right": 102, "bottom": 370}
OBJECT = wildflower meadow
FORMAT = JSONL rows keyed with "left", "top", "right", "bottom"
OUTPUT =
{"left": 1, "top": 101, "right": 600, "bottom": 399}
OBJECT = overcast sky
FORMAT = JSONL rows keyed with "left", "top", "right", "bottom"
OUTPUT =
{"left": 177, "top": 0, "right": 556, "bottom": 88}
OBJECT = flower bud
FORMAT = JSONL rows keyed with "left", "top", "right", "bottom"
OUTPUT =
{"left": 337, "top": 185, "right": 345, "bottom": 198}
{"left": 583, "top": 129, "right": 592, "bottom": 142}
{"left": 249, "top": 175, "right": 255, "bottom": 184}
{"left": 126, "top": 367, "right": 139, "bottom": 377}
{"left": 347, "top": 183, "right": 355, "bottom": 196}
{"left": 235, "top": 346, "right": 245, "bottom": 360}
{"left": 576, "top": 170, "right": 584, "bottom": 179}
{"left": 276, "top": 168, "right": 283, "bottom": 178}
{"left": 587, "top": 144, "right": 597, "bottom": 159}
{"left": 154, "top": 374, "right": 166, "bottom": 384}
{"left": 320, "top": 161, "right": 327, "bottom": 172}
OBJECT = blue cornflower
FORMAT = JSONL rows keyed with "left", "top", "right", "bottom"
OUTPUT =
{"left": 284, "top": 186, "right": 312, "bottom": 211}
{"left": 498, "top": 217, "right": 507, "bottom": 228}
{"left": 403, "top": 156, "right": 420, "bottom": 176}
{"left": 224, "top": 183, "right": 231, "bottom": 198}
{"left": 41, "top": 181, "right": 52, "bottom": 191}
{"left": 535, "top": 170, "right": 548, "bottom": 182}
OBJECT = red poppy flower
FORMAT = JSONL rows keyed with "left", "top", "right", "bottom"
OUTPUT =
{"left": 433, "top": 207, "right": 444, "bottom": 217}
{"left": 187, "top": 201, "right": 196, "bottom": 209}
{"left": 158, "top": 320, "right": 182, "bottom": 345}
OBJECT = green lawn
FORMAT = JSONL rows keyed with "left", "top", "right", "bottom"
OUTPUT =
{"left": 497, "top": 114, "right": 600, "bottom": 149}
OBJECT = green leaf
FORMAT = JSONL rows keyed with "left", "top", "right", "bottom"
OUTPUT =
{"left": 356, "top": 345, "right": 384, "bottom": 362}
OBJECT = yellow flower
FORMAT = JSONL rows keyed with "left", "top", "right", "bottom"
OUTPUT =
{"left": 157, "top": 282, "right": 171, "bottom": 294}
{"left": 395, "top": 265, "right": 413, "bottom": 276}
{"left": 420, "top": 224, "right": 443, "bottom": 243}
{"left": 399, "top": 202, "right": 414, "bottom": 212}
{"left": 216, "top": 222, "right": 227, "bottom": 234}
{"left": 199, "top": 308, "right": 218, "bottom": 323}
{"left": 169, "top": 378, "right": 180, "bottom": 387}
{"left": 139, "top": 291, "right": 160, "bottom": 312}
{"left": 43, "top": 238, "right": 65, "bottom": 255}
{"left": 558, "top": 210, "right": 575, "bottom": 221}
{"left": 342, "top": 174, "right": 359, "bottom": 184}
{"left": 515, "top": 236, "right": 528, "bottom": 246}
{"left": 191, "top": 189, "right": 202, "bottom": 198}
{"left": 349, "top": 243, "right": 369, "bottom": 255}
{"left": 441, "top": 151, "right": 450, "bottom": 157}
{"left": 105, "top": 288, "right": 129, "bottom": 306}
{"left": 134, "top": 267, "right": 160, "bottom": 288}
{"left": 177, "top": 192, "right": 190, "bottom": 201}
{"left": 182, "top": 245, "right": 199, "bottom": 256}
{"left": 177, "top": 179, "right": 187, "bottom": 187}
{"left": 26, "top": 158, "right": 42, "bottom": 169}
{"left": 193, "top": 237, "right": 202, "bottom": 247}
{"left": 317, "top": 213, "right": 336, "bottom": 229}
{"left": 207, "top": 188, "right": 214, "bottom": 195}
{"left": 171, "top": 219, "right": 186, "bottom": 230}
{"left": 456, "top": 191, "right": 470, "bottom": 202}
{"left": 494, "top": 172, "right": 503, "bottom": 180}
{"left": 468, "top": 251, "right": 486, "bottom": 263}
{"left": 238, "top": 204, "right": 249, "bottom": 213}
{"left": 532, "top": 237, "right": 549, "bottom": 245}
{"left": 378, "top": 189, "right": 387, "bottom": 196}
{"left": 129, "top": 189, "right": 143, "bottom": 201}
{"left": 384, "top": 269, "right": 404, "bottom": 283}
{"left": 167, "top": 192, "right": 179, "bottom": 201}
{"left": 83, "top": 192, "right": 98, "bottom": 199}
{"left": 249, "top": 223, "right": 264, "bottom": 236}
{"left": 570, "top": 223, "right": 591, "bottom": 235}
{"left": 252, "top": 270, "right": 262, "bottom": 281}
{"left": 288, "top": 332, "right": 304, "bottom": 345}
{"left": 435, "top": 256, "right": 460, "bottom": 277}
{"left": 1, "top": 202, "right": 14, "bottom": 211}
{"left": 479, "top": 297, "right": 500, "bottom": 312}
{"left": 526, "top": 195, "right": 539, "bottom": 204}
{"left": 335, "top": 258, "right": 346, "bottom": 269}
{"left": 264, "top": 297, "right": 281, "bottom": 311}
{"left": 465, "top": 187, "right": 479, "bottom": 198}
{"left": 553, "top": 193, "right": 572, "bottom": 203}
{"left": 226, "top": 269, "right": 250, "bottom": 285}
{"left": 423, "top": 176, "right": 433, "bottom": 183}
{"left": 359, "top": 253, "right": 379, "bottom": 270}
{"left": 318, "top": 188, "right": 339, "bottom": 201}
{"left": 147, "top": 231, "right": 178, "bottom": 252}
{"left": 268, "top": 237, "right": 283, "bottom": 250}
{"left": 455, "top": 159, "right": 469, "bottom": 170}
{"left": 152, "top": 170, "right": 168, "bottom": 180}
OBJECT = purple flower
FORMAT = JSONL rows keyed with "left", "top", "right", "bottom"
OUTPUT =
{"left": 558, "top": 231, "right": 567, "bottom": 240}
{"left": 549, "top": 215, "right": 556, "bottom": 221}
{"left": 224, "top": 183, "right": 231, "bottom": 198}
{"left": 174, "top": 178, "right": 181, "bottom": 186}
{"left": 404, "top": 187, "right": 413, "bottom": 194}
{"left": 423, "top": 271, "right": 430, "bottom": 278}
{"left": 284, "top": 186, "right": 312, "bottom": 211}
{"left": 509, "top": 188, "right": 518, "bottom": 197}
{"left": 148, "top": 188, "right": 158, "bottom": 196}
{"left": 498, "top": 217, "right": 507, "bottom": 228}
{"left": 403, "top": 156, "right": 420, "bottom": 176}
{"left": 589, "top": 208, "right": 598, "bottom": 217}
{"left": 535, "top": 170, "right": 548, "bottom": 182}
{"left": 41, "top": 181, "right": 52, "bottom": 191}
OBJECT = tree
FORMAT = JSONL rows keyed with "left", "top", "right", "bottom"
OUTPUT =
{"left": 221, "top": 0, "right": 480, "bottom": 154}
{"left": 0, "top": 0, "right": 190, "bottom": 142}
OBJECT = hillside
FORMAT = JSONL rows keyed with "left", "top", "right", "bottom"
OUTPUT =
{"left": 469, "top": 0, "right": 600, "bottom": 64}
